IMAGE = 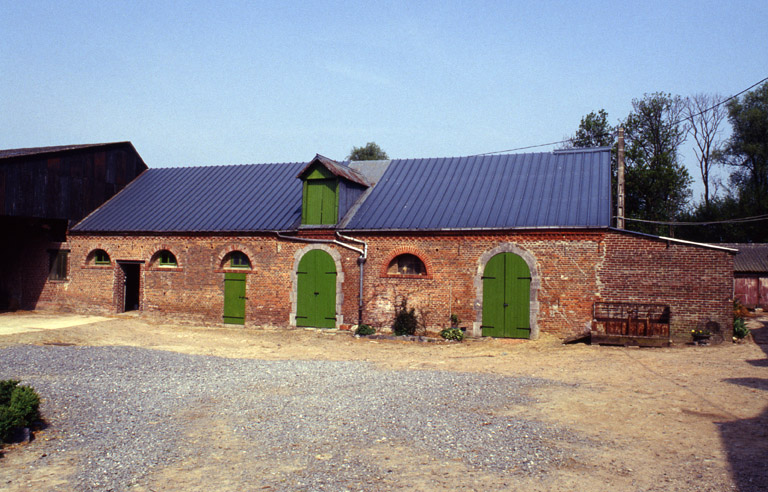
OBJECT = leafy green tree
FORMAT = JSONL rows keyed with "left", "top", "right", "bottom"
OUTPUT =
{"left": 622, "top": 93, "right": 692, "bottom": 236}
{"left": 347, "top": 142, "right": 389, "bottom": 161}
{"left": 570, "top": 109, "right": 615, "bottom": 148}
{"left": 721, "top": 81, "right": 768, "bottom": 241}
{"left": 566, "top": 110, "right": 620, "bottom": 225}
{"left": 677, "top": 196, "right": 752, "bottom": 243}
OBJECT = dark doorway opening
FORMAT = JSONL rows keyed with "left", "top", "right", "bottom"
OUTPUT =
{"left": 121, "top": 263, "right": 141, "bottom": 312}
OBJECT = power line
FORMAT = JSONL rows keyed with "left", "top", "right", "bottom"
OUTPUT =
{"left": 681, "top": 75, "right": 768, "bottom": 125}
{"left": 474, "top": 139, "right": 573, "bottom": 155}
{"left": 473, "top": 75, "right": 768, "bottom": 156}
{"left": 620, "top": 214, "right": 768, "bottom": 226}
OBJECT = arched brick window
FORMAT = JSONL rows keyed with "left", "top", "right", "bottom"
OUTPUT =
{"left": 224, "top": 251, "right": 251, "bottom": 269}
{"left": 387, "top": 254, "right": 426, "bottom": 275}
{"left": 88, "top": 249, "right": 111, "bottom": 266}
{"left": 152, "top": 249, "right": 178, "bottom": 268}
{"left": 381, "top": 248, "right": 432, "bottom": 278}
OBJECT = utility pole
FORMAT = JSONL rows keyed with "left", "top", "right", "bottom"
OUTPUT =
{"left": 617, "top": 127, "right": 625, "bottom": 229}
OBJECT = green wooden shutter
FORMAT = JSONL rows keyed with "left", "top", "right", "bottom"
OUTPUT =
{"left": 223, "top": 272, "right": 247, "bottom": 325}
{"left": 301, "top": 165, "right": 339, "bottom": 225}
{"left": 296, "top": 250, "right": 336, "bottom": 328}
{"left": 506, "top": 253, "right": 531, "bottom": 338}
{"left": 296, "top": 254, "right": 314, "bottom": 324}
{"left": 481, "top": 253, "right": 505, "bottom": 337}
{"left": 319, "top": 179, "right": 338, "bottom": 225}
{"left": 482, "top": 253, "right": 531, "bottom": 339}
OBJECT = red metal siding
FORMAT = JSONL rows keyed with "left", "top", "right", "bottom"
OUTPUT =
{"left": 762, "top": 278, "right": 768, "bottom": 309}
{"left": 734, "top": 277, "right": 757, "bottom": 307}
{"left": 735, "top": 275, "right": 768, "bottom": 309}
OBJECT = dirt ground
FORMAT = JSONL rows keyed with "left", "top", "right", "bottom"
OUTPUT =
{"left": 1, "top": 311, "right": 767, "bottom": 491}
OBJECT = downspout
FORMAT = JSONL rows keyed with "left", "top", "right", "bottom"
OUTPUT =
{"left": 274, "top": 231, "right": 368, "bottom": 326}
{"left": 336, "top": 232, "right": 368, "bottom": 327}
{"left": 617, "top": 127, "right": 625, "bottom": 230}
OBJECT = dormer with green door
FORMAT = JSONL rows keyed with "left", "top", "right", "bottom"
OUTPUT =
{"left": 297, "top": 154, "right": 371, "bottom": 226}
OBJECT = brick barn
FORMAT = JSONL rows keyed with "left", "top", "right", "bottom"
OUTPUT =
{"left": 0, "top": 143, "right": 146, "bottom": 310}
{"left": 50, "top": 147, "right": 734, "bottom": 343}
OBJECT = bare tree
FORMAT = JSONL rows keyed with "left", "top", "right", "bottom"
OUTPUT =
{"left": 685, "top": 93, "right": 727, "bottom": 209}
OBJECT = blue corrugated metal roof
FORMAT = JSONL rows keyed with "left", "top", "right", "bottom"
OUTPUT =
{"left": 73, "top": 162, "right": 306, "bottom": 232}
{"left": 73, "top": 148, "right": 611, "bottom": 233}
{"left": 344, "top": 148, "right": 611, "bottom": 230}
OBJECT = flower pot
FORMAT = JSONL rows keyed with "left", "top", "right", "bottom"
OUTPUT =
{"left": 692, "top": 334, "right": 711, "bottom": 345}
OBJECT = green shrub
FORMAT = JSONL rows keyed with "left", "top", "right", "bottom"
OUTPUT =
{"left": 355, "top": 324, "right": 376, "bottom": 336}
{"left": 734, "top": 317, "right": 750, "bottom": 340}
{"left": 392, "top": 299, "right": 419, "bottom": 336}
{"left": 450, "top": 314, "right": 460, "bottom": 327}
{"left": 440, "top": 327, "right": 465, "bottom": 341}
{"left": 0, "top": 380, "right": 19, "bottom": 405}
{"left": 0, "top": 380, "right": 40, "bottom": 443}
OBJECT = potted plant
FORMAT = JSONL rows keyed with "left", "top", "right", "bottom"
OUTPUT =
{"left": 691, "top": 328, "right": 711, "bottom": 344}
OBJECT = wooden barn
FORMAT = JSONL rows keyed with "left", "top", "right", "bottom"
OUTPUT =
{"left": 53, "top": 148, "right": 734, "bottom": 343}
{"left": 724, "top": 243, "right": 768, "bottom": 310}
{"left": 0, "top": 143, "right": 147, "bottom": 310}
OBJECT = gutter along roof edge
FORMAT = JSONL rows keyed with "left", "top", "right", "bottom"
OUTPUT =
{"left": 69, "top": 228, "right": 302, "bottom": 236}
{"left": 335, "top": 225, "right": 610, "bottom": 233}
{"left": 608, "top": 228, "right": 739, "bottom": 253}
{"left": 70, "top": 225, "right": 610, "bottom": 235}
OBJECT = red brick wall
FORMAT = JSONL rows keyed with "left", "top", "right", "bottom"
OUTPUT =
{"left": 598, "top": 231, "right": 734, "bottom": 339}
{"left": 61, "top": 233, "right": 361, "bottom": 327}
{"left": 57, "top": 229, "right": 733, "bottom": 342}
{"left": 356, "top": 231, "right": 604, "bottom": 338}
{"left": 35, "top": 241, "right": 70, "bottom": 311}
{"left": 61, "top": 230, "right": 605, "bottom": 336}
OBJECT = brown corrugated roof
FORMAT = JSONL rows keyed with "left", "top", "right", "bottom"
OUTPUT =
{"left": 297, "top": 154, "right": 371, "bottom": 187}
{"left": 0, "top": 142, "right": 141, "bottom": 161}
{"left": 720, "top": 243, "right": 768, "bottom": 272}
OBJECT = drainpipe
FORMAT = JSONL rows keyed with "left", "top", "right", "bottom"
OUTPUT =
{"left": 336, "top": 232, "right": 368, "bottom": 327}
{"left": 274, "top": 231, "right": 368, "bottom": 326}
{"left": 617, "top": 127, "right": 626, "bottom": 230}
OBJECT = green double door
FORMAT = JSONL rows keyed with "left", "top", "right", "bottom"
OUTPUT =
{"left": 224, "top": 272, "right": 247, "bottom": 325}
{"left": 296, "top": 250, "right": 337, "bottom": 328}
{"left": 482, "top": 253, "right": 531, "bottom": 338}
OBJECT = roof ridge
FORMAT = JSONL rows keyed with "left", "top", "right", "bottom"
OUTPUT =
{"left": 149, "top": 161, "right": 307, "bottom": 171}
{"left": 0, "top": 142, "right": 137, "bottom": 160}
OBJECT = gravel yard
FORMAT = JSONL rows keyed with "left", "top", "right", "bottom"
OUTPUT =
{"left": 1, "top": 345, "right": 575, "bottom": 491}
{"left": 1, "top": 312, "right": 767, "bottom": 491}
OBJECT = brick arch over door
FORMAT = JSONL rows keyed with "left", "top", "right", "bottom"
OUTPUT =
{"left": 473, "top": 243, "right": 540, "bottom": 339}
{"left": 290, "top": 245, "right": 345, "bottom": 328}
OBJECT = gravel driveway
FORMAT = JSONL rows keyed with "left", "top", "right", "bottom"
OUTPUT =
{"left": 1, "top": 344, "right": 575, "bottom": 491}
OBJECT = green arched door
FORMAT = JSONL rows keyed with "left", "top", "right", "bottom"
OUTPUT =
{"left": 296, "top": 250, "right": 337, "bottom": 328}
{"left": 482, "top": 252, "right": 531, "bottom": 338}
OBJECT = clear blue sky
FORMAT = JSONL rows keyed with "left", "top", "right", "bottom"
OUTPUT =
{"left": 2, "top": 1, "right": 766, "bottom": 202}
